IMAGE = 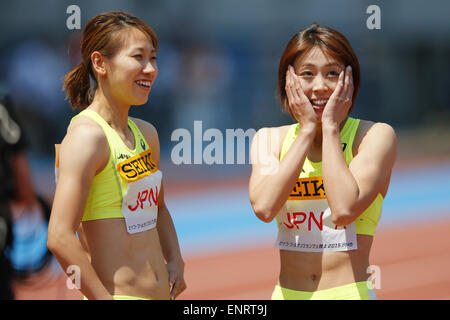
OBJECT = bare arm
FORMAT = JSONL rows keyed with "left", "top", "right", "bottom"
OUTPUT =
{"left": 321, "top": 66, "right": 397, "bottom": 225}
{"left": 133, "top": 118, "right": 186, "bottom": 299}
{"left": 249, "top": 65, "right": 317, "bottom": 222}
{"left": 322, "top": 122, "right": 397, "bottom": 225}
{"left": 47, "top": 118, "right": 112, "bottom": 300}
{"left": 249, "top": 126, "right": 315, "bottom": 222}
{"left": 156, "top": 183, "right": 186, "bottom": 299}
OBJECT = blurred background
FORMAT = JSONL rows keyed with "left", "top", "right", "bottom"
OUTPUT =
{"left": 0, "top": 0, "right": 449, "bottom": 300}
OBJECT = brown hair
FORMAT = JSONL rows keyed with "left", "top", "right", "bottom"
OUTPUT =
{"left": 63, "top": 11, "right": 158, "bottom": 110}
{"left": 276, "top": 23, "right": 361, "bottom": 118}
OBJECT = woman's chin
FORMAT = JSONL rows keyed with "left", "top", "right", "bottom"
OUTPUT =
{"left": 131, "top": 96, "right": 149, "bottom": 106}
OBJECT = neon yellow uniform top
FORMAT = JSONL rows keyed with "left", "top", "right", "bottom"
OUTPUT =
{"left": 275, "top": 117, "right": 382, "bottom": 252}
{"left": 66, "top": 110, "right": 162, "bottom": 233}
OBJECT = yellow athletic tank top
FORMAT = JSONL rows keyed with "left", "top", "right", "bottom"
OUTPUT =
{"left": 70, "top": 110, "right": 162, "bottom": 228}
{"left": 275, "top": 117, "right": 383, "bottom": 252}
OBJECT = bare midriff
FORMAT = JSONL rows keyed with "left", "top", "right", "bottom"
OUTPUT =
{"left": 80, "top": 218, "right": 170, "bottom": 300}
{"left": 278, "top": 234, "right": 373, "bottom": 292}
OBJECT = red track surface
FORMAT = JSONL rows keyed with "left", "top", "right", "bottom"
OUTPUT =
{"left": 13, "top": 218, "right": 450, "bottom": 300}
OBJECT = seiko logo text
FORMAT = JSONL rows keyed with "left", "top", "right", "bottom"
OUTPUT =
{"left": 288, "top": 177, "right": 326, "bottom": 200}
{"left": 117, "top": 149, "right": 157, "bottom": 182}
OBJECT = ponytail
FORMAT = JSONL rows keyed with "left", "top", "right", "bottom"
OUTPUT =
{"left": 63, "top": 61, "right": 93, "bottom": 111}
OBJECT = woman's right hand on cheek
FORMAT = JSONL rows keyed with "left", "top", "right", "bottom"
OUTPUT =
{"left": 285, "top": 65, "right": 318, "bottom": 131}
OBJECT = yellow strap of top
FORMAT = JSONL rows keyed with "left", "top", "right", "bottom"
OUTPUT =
{"left": 280, "top": 117, "right": 359, "bottom": 171}
{"left": 71, "top": 110, "right": 146, "bottom": 155}
{"left": 69, "top": 109, "right": 150, "bottom": 221}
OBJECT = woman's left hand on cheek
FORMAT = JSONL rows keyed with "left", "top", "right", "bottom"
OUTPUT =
{"left": 322, "top": 65, "right": 354, "bottom": 127}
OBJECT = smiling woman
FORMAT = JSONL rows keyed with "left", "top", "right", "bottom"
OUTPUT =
{"left": 276, "top": 22, "right": 361, "bottom": 118}
{"left": 47, "top": 11, "right": 186, "bottom": 300}
{"left": 63, "top": 12, "right": 158, "bottom": 110}
{"left": 249, "top": 23, "right": 397, "bottom": 300}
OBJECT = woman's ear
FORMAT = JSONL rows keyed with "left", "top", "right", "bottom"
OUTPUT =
{"left": 91, "top": 51, "right": 107, "bottom": 77}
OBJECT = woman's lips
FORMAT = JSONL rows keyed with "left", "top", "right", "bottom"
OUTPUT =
{"left": 135, "top": 80, "right": 151, "bottom": 90}
{"left": 312, "top": 105, "right": 325, "bottom": 112}
{"left": 311, "top": 99, "right": 328, "bottom": 111}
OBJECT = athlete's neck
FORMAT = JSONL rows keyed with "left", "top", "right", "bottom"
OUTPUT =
{"left": 89, "top": 89, "right": 130, "bottom": 133}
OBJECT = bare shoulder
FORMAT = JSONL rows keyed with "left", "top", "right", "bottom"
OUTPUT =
{"left": 130, "top": 116, "right": 157, "bottom": 135}
{"left": 59, "top": 115, "right": 109, "bottom": 173}
{"left": 66, "top": 115, "right": 105, "bottom": 136}
{"left": 358, "top": 120, "right": 397, "bottom": 143}
{"left": 64, "top": 116, "right": 108, "bottom": 150}
{"left": 255, "top": 124, "right": 293, "bottom": 140}
{"left": 252, "top": 124, "right": 294, "bottom": 157}
{"left": 277, "top": 124, "right": 294, "bottom": 139}
{"left": 354, "top": 119, "right": 397, "bottom": 155}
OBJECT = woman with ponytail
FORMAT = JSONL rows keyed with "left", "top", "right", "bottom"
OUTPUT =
{"left": 64, "top": 60, "right": 93, "bottom": 110}
{"left": 47, "top": 11, "right": 186, "bottom": 300}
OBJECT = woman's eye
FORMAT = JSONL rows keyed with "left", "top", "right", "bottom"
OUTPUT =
{"left": 300, "top": 71, "right": 313, "bottom": 77}
{"left": 328, "top": 70, "right": 339, "bottom": 76}
{"left": 133, "top": 54, "right": 143, "bottom": 59}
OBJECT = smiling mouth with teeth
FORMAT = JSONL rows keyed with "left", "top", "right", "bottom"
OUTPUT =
{"left": 310, "top": 99, "right": 328, "bottom": 109}
{"left": 135, "top": 80, "right": 152, "bottom": 90}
